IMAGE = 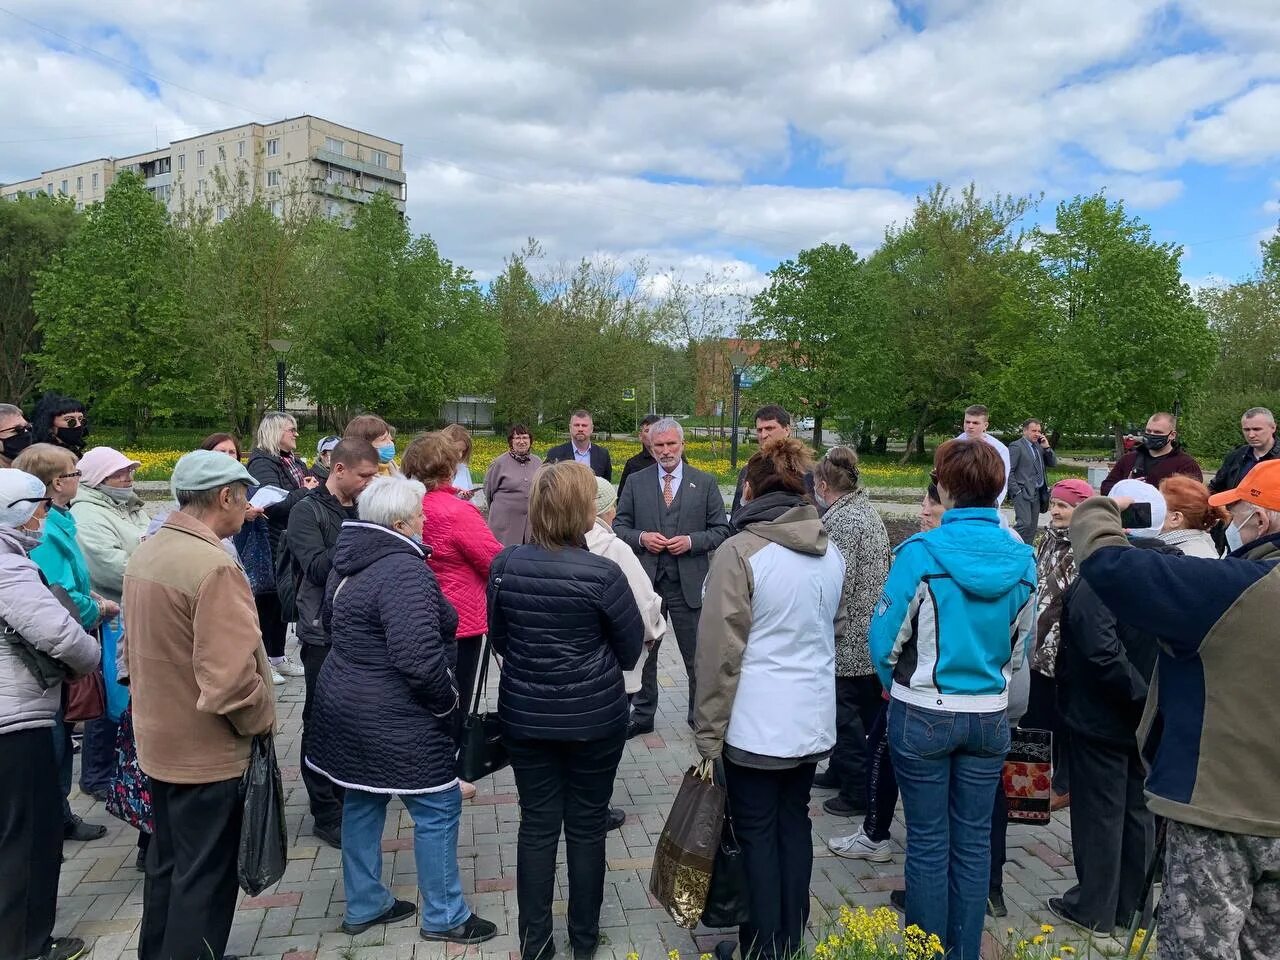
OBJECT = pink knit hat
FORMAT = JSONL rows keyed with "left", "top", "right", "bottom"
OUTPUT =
{"left": 77, "top": 447, "right": 141, "bottom": 487}
{"left": 1050, "top": 478, "right": 1094, "bottom": 506}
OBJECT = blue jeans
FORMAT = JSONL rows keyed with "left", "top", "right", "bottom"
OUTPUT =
{"left": 80, "top": 714, "right": 119, "bottom": 796}
{"left": 889, "top": 700, "right": 1010, "bottom": 960}
{"left": 340, "top": 786, "right": 471, "bottom": 932}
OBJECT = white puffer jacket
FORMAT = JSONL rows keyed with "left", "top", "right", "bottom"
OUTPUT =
{"left": 0, "top": 524, "right": 100, "bottom": 734}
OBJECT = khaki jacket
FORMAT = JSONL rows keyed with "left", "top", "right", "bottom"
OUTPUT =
{"left": 124, "top": 510, "right": 275, "bottom": 784}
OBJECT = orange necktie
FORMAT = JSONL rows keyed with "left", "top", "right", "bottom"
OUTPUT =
{"left": 663, "top": 472, "right": 675, "bottom": 507}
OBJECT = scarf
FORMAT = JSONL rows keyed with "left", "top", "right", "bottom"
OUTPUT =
{"left": 280, "top": 452, "right": 308, "bottom": 488}
{"left": 1032, "top": 525, "right": 1076, "bottom": 676}
{"left": 509, "top": 450, "right": 532, "bottom": 465}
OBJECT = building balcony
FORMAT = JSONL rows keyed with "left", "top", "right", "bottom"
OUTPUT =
{"left": 145, "top": 172, "right": 173, "bottom": 189}
{"left": 312, "top": 148, "right": 406, "bottom": 183}
{"left": 308, "top": 178, "right": 407, "bottom": 210}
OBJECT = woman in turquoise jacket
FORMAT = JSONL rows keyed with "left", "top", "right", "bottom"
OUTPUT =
{"left": 869, "top": 438, "right": 1034, "bottom": 960}
{"left": 13, "top": 443, "right": 115, "bottom": 843}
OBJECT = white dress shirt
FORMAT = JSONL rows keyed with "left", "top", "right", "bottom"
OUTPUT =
{"left": 953, "top": 431, "right": 1011, "bottom": 506}
{"left": 657, "top": 460, "right": 684, "bottom": 502}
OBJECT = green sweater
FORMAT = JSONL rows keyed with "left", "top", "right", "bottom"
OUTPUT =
{"left": 29, "top": 506, "right": 99, "bottom": 629}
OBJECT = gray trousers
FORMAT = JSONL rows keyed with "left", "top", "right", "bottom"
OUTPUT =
{"left": 631, "top": 575, "right": 700, "bottom": 728}
{"left": 1012, "top": 492, "right": 1040, "bottom": 545}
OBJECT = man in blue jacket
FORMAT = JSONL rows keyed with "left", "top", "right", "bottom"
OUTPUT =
{"left": 1070, "top": 476, "right": 1280, "bottom": 959}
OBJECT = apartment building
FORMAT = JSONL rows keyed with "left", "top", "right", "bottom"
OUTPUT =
{"left": 0, "top": 115, "right": 405, "bottom": 221}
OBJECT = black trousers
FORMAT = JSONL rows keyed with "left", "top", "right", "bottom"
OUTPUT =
{"left": 633, "top": 574, "right": 699, "bottom": 727}
{"left": 1023, "top": 671, "right": 1069, "bottom": 794}
{"left": 255, "top": 591, "right": 287, "bottom": 659}
{"left": 506, "top": 734, "right": 626, "bottom": 960}
{"left": 830, "top": 675, "right": 883, "bottom": 806}
{"left": 0, "top": 729, "right": 62, "bottom": 960}
{"left": 1060, "top": 734, "right": 1154, "bottom": 931}
{"left": 862, "top": 697, "right": 898, "bottom": 842}
{"left": 140, "top": 777, "right": 243, "bottom": 960}
{"left": 300, "top": 642, "right": 344, "bottom": 830}
{"left": 724, "top": 758, "right": 816, "bottom": 960}
{"left": 80, "top": 707, "right": 118, "bottom": 796}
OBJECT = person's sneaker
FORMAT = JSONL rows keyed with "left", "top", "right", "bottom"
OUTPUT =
{"left": 341, "top": 898, "right": 416, "bottom": 935}
{"left": 420, "top": 913, "right": 498, "bottom": 945}
{"left": 38, "top": 938, "right": 86, "bottom": 960}
{"left": 626, "top": 719, "right": 654, "bottom": 739}
{"left": 714, "top": 941, "right": 738, "bottom": 960}
{"left": 987, "top": 890, "right": 1007, "bottom": 918}
{"left": 270, "top": 667, "right": 286, "bottom": 685}
{"left": 85, "top": 787, "right": 111, "bottom": 804}
{"left": 274, "top": 655, "right": 306, "bottom": 678}
{"left": 811, "top": 768, "right": 840, "bottom": 790}
{"left": 822, "top": 794, "right": 867, "bottom": 818}
{"left": 312, "top": 822, "right": 342, "bottom": 850}
{"left": 63, "top": 815, "right": 107, "bottom": 842}
{"left": 889, "top": 889, "right": 906, "bottom": 913}
{"left": 1046, "top": 896, "right": 1111, "bottom": 934}
{"left": 828, "top": 829, "right": 892, "bottom": 862}
{"left": 607, "top": 808, "right": 626, "bottom": 832}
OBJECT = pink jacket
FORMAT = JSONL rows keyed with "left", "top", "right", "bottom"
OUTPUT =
{"left": 424, "top": 485, "right": 502, "bottom": 638}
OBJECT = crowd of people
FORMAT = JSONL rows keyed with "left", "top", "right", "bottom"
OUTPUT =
{"left": 1, "top": 394, "right": 1278, "bottom": 960}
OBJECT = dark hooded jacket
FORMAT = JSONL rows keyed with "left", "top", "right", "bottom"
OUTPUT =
{"left": 305, "top": 520, "right": 460, "bottom": 793}
{"left": 487, "top": 542, "right": 644, "bottom": 742}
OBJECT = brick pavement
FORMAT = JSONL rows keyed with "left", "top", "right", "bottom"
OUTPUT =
{"left": 58, "top": 635, "right": 1097, "bottom": 960}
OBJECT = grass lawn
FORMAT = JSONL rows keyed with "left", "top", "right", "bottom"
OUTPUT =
{"left": 95, "top": 428, "right": 1088, "bottom": 489}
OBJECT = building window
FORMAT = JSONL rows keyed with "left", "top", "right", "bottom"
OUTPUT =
{"left": 372, "top": 150, "right": 389, "bottom": 168}
{"left": 46, "top": 183, "right": 53, "bottom": 195}
{"left": 178, "top": 154, "right": 185, "bottom": 171}
{"left": 92, "top": 173, "right": 99, "bottom": 189}
{"left": 217, "top": 145, "right": 226, "bottom": 162}
{"left": 197, "top": 149, "right": 205, "bottom": 167}
{"left": 216, "top": 205, "right": 227, "bottom": 222}
{"left": 267, "top": 170, "right": 281, "bottom": 187}
{"left": 197, "top": 179, "right": 206, "bottom": 196}
{"left": 326, "top": 200, "right": 342, "bottom": 218}
{"left": 77, "top": 176, "right": 83, "bottom": 192}
{"left": 60, "top": 179, "right": 68, "bottom": 194}
{"left": 237, "top": 140, "right": 245, "bottom": 158}
{"left": 267, "top": 138, "right": 279, "bottom": 156}
{"left": 270, "top": 199, "right": 284, "bottom": 217}
{"left": 325, "top": 136, "right": 345, "bottom": 155}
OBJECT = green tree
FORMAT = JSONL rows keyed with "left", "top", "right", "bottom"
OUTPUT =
{"left": 0, "top": 194, "right": 81, "bottom": 405}
{"left": 291, "top": 193, "right": 500, "bottom": 425}
{"left": 743, "top": 243, "right": 890, "bottom": 447}
{"left": 872, "top": 184, "right": 1038, "bottom": 460}
{"left": 1034, "top": 194, "right": 1216, "bottom": 454}
{"left": 32, "top": 172, "right": 192, "bottom": 441}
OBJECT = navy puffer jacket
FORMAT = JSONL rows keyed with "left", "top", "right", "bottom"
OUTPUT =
{"left": 488, "top": 543, "right": 645, "bottom": 741}
{"left": 306, "top": 521, "right": 460, "bottom": 793}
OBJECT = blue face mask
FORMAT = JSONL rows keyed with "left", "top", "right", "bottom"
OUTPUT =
{"left": 376, "top": 443, "right": 396, "bottom": 464}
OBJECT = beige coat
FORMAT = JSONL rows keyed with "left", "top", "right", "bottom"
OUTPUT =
{"left": 124, "top": 510, "right": 275, "bottom": 784}
{"left": 585, "top": 519, "right": 665, "bottom": 694}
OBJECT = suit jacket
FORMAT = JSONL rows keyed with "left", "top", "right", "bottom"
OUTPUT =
{"left": 613, "top": 463, "right": 731, "bottom": 609}
{"left": 1006, "top": 436, "right": 1056, "bottom": 503}
{"left": 544, "top": 441, "right": 613, "bottom": 481}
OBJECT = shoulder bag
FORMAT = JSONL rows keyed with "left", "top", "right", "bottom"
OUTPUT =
{"left": 458, "top": 548, "right": 514, "bottom": 782}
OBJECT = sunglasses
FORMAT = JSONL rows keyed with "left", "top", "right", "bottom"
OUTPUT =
{"left": 58, "top": 416, "right": 87, "bottom": 427}
{"left": 0, "top": 423, "right": 31, "bottom": 438}
{"left": 5, "top": 496, "right": 53, "bottom": 511}
{"left": 58, "top": 471, "right": 83, "bottom": 480}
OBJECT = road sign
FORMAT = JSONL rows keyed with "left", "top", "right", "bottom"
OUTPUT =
{"left": 622, "top": 387, "right": 636, "bottom": 401}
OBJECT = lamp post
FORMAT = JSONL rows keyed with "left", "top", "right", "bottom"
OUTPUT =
{"left": 268, "top": 339, "right": 293, "bottom": 413}
{"left": 729, "top": 348, "right": 748, "bottom": 472}
{"left": 1171, "top": 369, "right": 1186, "bottom": 421}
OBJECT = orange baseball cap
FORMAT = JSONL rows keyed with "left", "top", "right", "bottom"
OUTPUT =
{"left": 1207, "top": 459, "right": 1280, "bottom": 511}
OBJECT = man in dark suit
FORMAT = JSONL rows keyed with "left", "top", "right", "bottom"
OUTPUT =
{"left": 614, "top": 418, "right": 731, "bottom": 734}
{"left": 543, "top": 409, "right": 612, "bottom": 480}
{"left": 617, "top": 413, "right": 661, "bottom": 498}
{"left": 1008, "top": 417, "right": 1057, "bottom": 544}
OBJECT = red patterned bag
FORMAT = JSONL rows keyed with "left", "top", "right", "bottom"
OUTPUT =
{"left": 1003, "top": 726, "right": 1052, "bottom": 823}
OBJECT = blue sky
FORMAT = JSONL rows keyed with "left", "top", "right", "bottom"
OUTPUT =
{"left": 2, "top": 0, "right": 1279, "bottom": 290}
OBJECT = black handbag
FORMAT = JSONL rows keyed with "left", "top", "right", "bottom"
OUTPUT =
{"left": 700, "top": 765, "right": 749, "bottom": 929}
{"left": 1038, "top": 483, "right": 1052, "bottom": 514}
{"left": 458, "top": 549, "right": 513, "bottom": 782}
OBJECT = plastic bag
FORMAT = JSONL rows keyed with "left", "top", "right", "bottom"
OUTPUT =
{"left": 650, "top": 759, "right": 725, "bottom": 928}
{"left": 701, "top": 796, "right": 749, "bottom": 929}
{"left": 237, "top": 734, "right": 288, "bottom": 896}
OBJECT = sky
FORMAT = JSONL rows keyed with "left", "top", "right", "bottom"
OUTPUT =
{"left": 2, "top": 0, "right": 1280, "bottom": 294}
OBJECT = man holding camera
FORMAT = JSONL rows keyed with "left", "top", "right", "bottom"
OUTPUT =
{"left": 1069, "top": 469, "right": 1280, "bottom": 959}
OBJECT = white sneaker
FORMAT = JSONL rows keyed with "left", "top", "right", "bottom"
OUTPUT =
{"left": 270, "top": 668, "right": 287, "bottom": 685}
{"left": 274, "top": 655, "right": 305, "bottom": 678}
{"left": 828, "top": 829, "right": 893, "bottom": 862}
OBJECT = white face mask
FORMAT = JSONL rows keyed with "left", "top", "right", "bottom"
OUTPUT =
{"left": 1225, "top": 515, "right": 1252, "bottom": 553}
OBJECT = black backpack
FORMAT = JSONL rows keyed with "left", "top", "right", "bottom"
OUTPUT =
{"left": 274, "top": 520, "right": 305, "bottom": 623}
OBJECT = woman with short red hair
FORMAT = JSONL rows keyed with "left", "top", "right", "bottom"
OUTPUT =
{"left": 1158, "top": 475, "right": 1225, "bottom": 559}
{"left": 869, "top": 439, "right": 1036, "bottom": 959}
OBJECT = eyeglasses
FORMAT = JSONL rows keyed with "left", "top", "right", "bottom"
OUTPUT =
{"left": 0, "top": 423, "right": 31, "bottom": 438}
{"left": 5, "top": 496, "right": 52, "bottom": 511}
{"left": 58, "top": 471, "right": 82, "bottom": 480}
{"left": 58, "top": 416, "right": 86, "bottom": 427}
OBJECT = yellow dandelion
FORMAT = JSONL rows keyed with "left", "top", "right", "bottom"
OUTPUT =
{"left": 668, "top": 951, "right": 680, "bottom": 960}
{"left": 627, "top": 953, "right": 639, "bottom": 960}
{"left": 1041, "top": 924, "right": 1055, "bottom": 934}
{"left": 1032, "top": 935, "right": 1046, "bottom": 946}
{"left": 1061, "top": 947, "right": 1076, "bottom": 955}
{"left": 700, "top": 955, "right": 712, "bottom": 960}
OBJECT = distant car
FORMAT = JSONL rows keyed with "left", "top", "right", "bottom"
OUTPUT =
{"left": 796, "top": 417, "right": 815, "bottom": 431}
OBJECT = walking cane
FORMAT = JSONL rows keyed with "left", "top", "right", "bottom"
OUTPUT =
{"left": 1123, "top": 819, "right": 1167, "bottom": 960}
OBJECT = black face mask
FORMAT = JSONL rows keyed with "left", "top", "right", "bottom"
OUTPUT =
{"left": 1142, "top": 432, "right": 1171, "bottom": 452}
{"left": 2, "top": 427, "right": 33, "bottom": 461}
{"left": 55, "top": 424, "right": 87, "bottom": 450}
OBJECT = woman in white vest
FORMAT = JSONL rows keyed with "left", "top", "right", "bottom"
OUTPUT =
{"left": 693, "top": 436, "right": 847, "bottom": 960}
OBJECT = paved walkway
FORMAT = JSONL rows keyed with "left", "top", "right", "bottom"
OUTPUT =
{"left": 58, "top": 638, "right": 1094, "bottom": 960}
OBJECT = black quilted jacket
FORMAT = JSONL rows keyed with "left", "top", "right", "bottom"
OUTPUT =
{"left": 306, "top": 521, "right": 461, "bottom": 793}
{"left": 488, "top": 543, "right": 644, "bottom": 741}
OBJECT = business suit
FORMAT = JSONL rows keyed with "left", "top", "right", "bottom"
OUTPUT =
{"left": 1007, "top": 436, "right": 1056, "bottom": 545}
{"left": 544, "top": 442, "right": 613, "bottom": 481}
{"left": 614, "top": 462, "right": 731, "bottom": 727}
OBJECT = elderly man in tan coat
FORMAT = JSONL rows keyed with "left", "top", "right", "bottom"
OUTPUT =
{"left": 125, "top": 449, "right": 276, "bottom": 960}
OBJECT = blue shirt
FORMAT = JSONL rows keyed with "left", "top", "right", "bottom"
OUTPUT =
{"left": 573, "top": 445, "right": 593, "bottom": 466}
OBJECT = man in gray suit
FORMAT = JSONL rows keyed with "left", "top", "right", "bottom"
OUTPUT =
{"left": 614, "top": 418, "right": 731, "bottom": 735}
{"left": 1008, "top": 417, "right": 1057, "bottom": 544}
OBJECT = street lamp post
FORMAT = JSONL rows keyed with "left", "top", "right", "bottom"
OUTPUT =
{"left": 729, "top": 348, "right": 748, "bottom": 472}
{"left": 268, "top": 339, "right": 293, "bottom": 413}
{"left": 1172, "top": 369, "right": 1186, "bottom": 420}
